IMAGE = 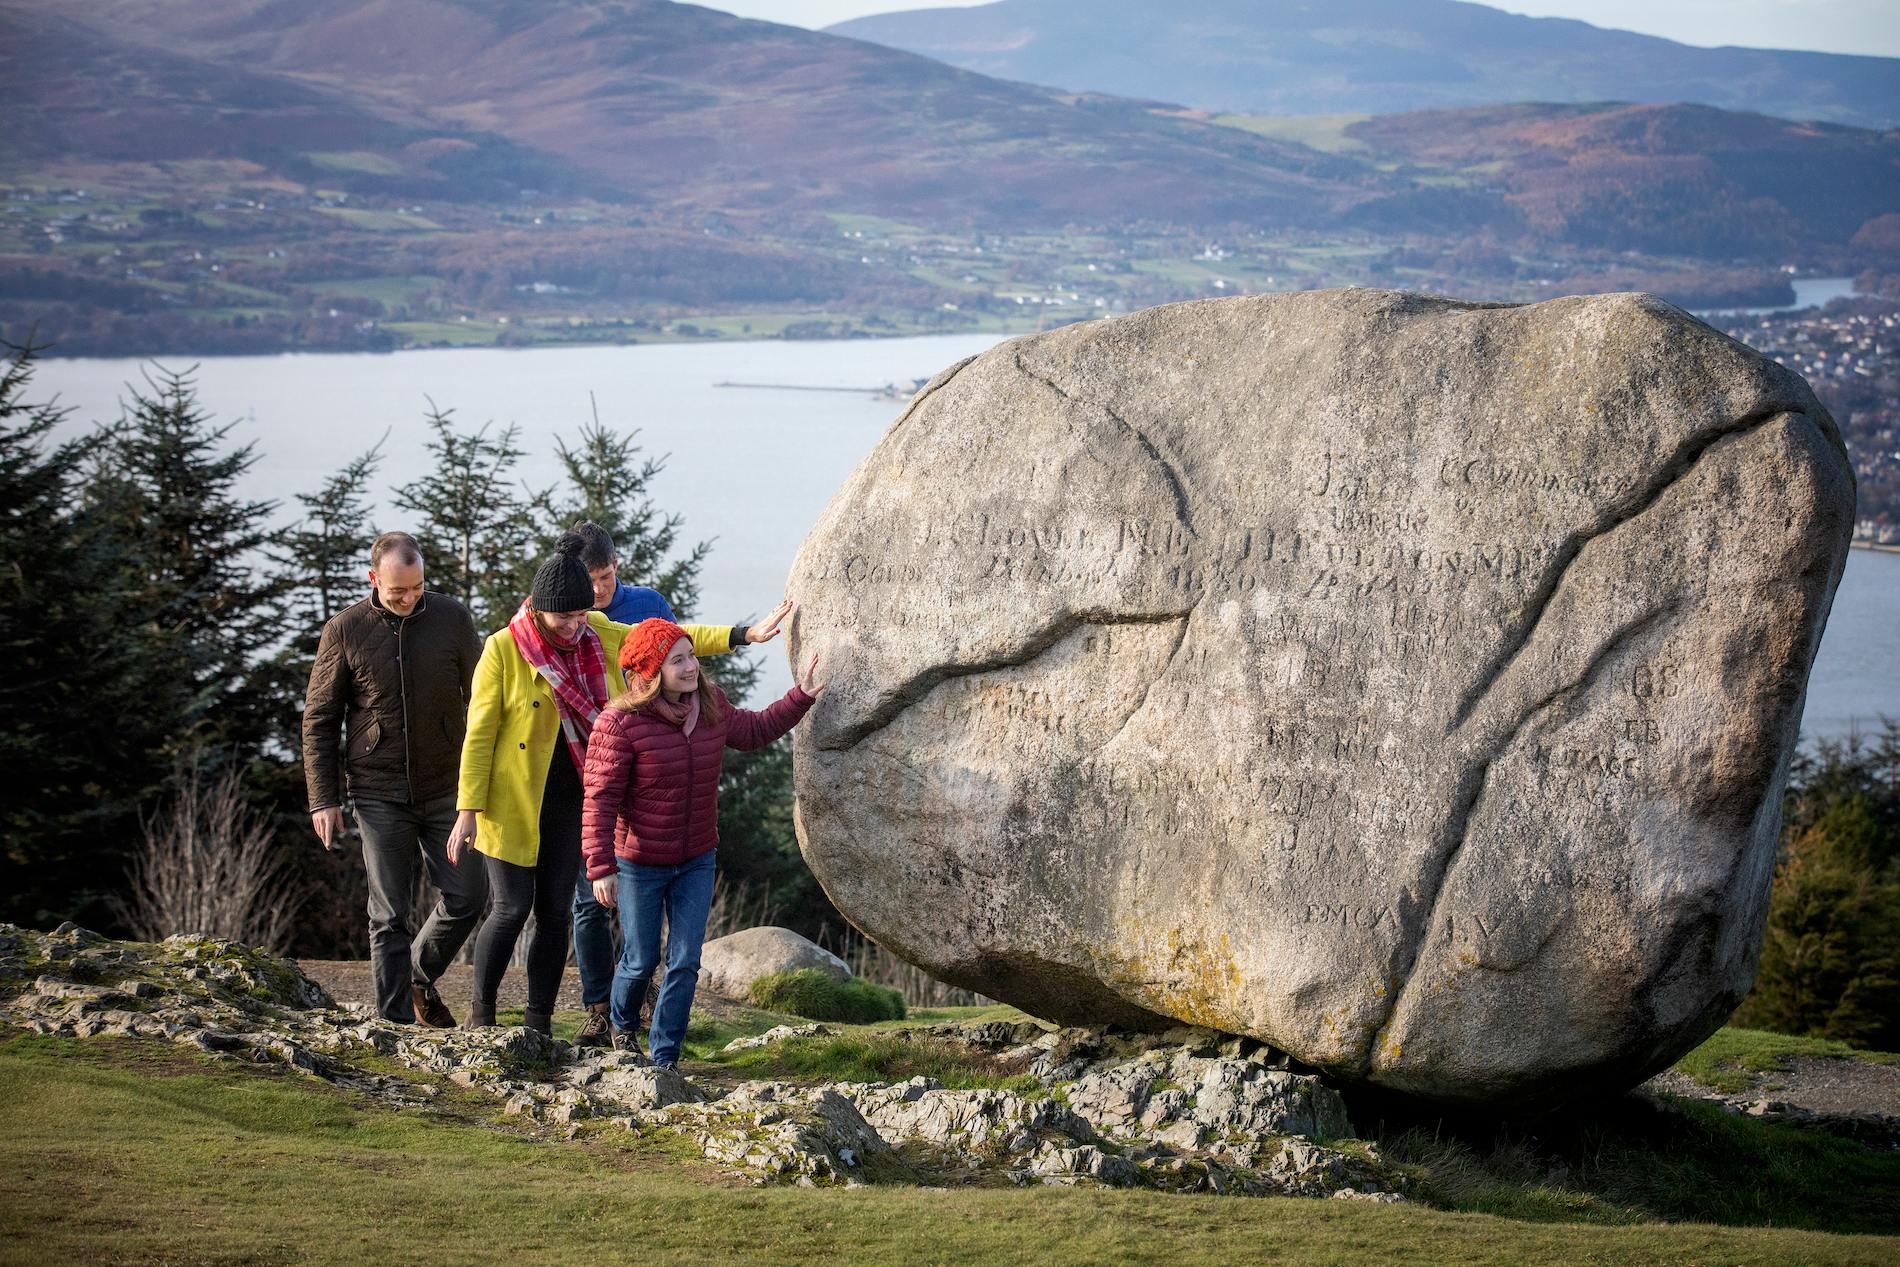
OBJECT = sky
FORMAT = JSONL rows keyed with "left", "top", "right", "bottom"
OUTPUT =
{"left": 702, "top": 1, "right": 1900, "bottom": 58}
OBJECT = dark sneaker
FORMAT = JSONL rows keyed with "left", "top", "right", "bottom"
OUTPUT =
{"left": 411, "top": 982, "right": 457, "bottom": 1029}
{"left": 575, "top": 1003, "right": 611, "bottom": 1049}
{"left": 610, "top": 1030, "right": 649, "bottom": 1063}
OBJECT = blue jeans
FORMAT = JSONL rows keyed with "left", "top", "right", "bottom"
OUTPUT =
{"left": 610, "top": 850, "right": 717, "bottom": 1064}
{"left": 573, "top": 866, "right": 616, "bottom": 1007}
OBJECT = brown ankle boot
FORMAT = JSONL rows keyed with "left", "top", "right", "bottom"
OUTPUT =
{"left": 411, "top": 982, "right": 458, "bottom": 1029}
{"left": 575, "top": 1002, "right": 611, "bottom": 1049}
{"left": 466, "top": 999, "right": 496, "bottom": 1029}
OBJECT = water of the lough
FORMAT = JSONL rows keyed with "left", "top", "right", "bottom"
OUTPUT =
{"left": 32, "top": 335, "right": 1897, "bottom": 738}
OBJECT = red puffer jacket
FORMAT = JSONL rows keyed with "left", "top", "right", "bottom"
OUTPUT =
{"left": 580, "top": 682, "right": 814, "bottom": 879}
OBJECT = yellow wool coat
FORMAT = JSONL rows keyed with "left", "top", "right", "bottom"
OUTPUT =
{"left": 457, "top": 614, "right": 735, "bottom": 867}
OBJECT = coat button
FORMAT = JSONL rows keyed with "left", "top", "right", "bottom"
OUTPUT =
{"left": 518, "top": 742, "right": 527, "bottom": 749}
{"left": 532, "top": 700, "right": 540, "bottom": 707}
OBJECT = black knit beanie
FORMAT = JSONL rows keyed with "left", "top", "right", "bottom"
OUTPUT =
{"left": 529, "top": 532, "right": 595, "bottom": 613}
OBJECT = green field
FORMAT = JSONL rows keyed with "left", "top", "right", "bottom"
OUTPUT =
{"left": 313, "top": 206, "right": 442, "bottom": 232}
{"left": 307, "top": 275, "right": 439, "bottom": 303}
{"left": 1212, "top": 114, "right": 1374, "bottom": 154}
{"left": 304, "top": 150, "right": 406, "bottom": 176}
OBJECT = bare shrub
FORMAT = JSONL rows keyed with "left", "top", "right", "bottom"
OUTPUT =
{"left": 110, "top": 756, "right": 302, "bottom": 952}
{"left": 824, "top": 928, "right": 993, "bottom": 1009}
{"left": 703, "top": 874, "right": 781, "bottom": 943}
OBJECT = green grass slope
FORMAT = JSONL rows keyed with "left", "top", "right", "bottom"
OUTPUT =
{"left": 3, "top": 1028, "right": 1898, "bottom": 1266}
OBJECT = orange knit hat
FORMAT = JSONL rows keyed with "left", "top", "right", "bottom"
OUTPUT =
{"left": 620, "top": 618, "right": 690, "bottom": 680}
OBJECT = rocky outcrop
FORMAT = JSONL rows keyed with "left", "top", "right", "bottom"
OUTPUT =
{"left": 0, "top": 926, "right": 1402, "bottom": 1200}
{"left": 785, "top": 289, "right": 1857, "bottom": 1105}
{"left": 697, "top": 926, "right": 850, "bottom": 1001}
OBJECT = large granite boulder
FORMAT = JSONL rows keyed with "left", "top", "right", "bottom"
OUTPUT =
{"left": 786, "top": 290, "right": 1854, "bottom": 1106}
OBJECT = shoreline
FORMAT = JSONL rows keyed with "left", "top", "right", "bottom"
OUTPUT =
{"left": 1851, "top": 541, "right": 1900, "bottom": 555}
{"left": 23, "top": 323, "right": 1052, "bottom": 364}
{"left": 29, "top": 279, "right": 1884, "bottom": 364}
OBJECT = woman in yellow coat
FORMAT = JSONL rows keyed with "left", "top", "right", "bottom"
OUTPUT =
{"left": 446, "top": 533, "right": 786, "bottom": 1033}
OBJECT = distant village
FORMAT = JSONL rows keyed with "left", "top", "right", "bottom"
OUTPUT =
{"left": 1713, "top": 302, "right": 1900, "bottom": 548}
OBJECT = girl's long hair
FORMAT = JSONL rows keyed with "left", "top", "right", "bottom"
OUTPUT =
{"left": 612, "top": 667, "right": 724, "bottom": 725}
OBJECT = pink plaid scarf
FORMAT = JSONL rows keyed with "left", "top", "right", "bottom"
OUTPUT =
{"left": 509, "top": 601, "right": 609, "bottom": 772}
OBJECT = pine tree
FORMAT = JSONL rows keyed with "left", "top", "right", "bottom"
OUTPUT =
{"left": 277, "top": 438, "right": 386, "bottom": 634}
{"left": 546, "top": 407, "right": 709, "bottom": 618}
{"left": 0, "top": 341, "right": 137, "bottom": 924}
{"left": 394, "top": 404, "right": 541, "bottom": 632}
{"left": 85, "top": 363, "right": 285, "bottom": 759}
{"left": 1734, "top": 723, "right": 1900, "bottom": 1047}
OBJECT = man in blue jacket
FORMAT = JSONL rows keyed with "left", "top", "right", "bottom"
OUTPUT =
{"left": 566, "top": 521, "right": 791, "bottom": 1047}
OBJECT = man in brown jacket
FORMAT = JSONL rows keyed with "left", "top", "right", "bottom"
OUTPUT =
{"left": 303, "top": 531, "right": 485, "bottom": 1026}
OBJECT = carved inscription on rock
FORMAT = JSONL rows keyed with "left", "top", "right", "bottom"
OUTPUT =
{"left": 787, "top": 289, "right": 1854, "bottom": 1104}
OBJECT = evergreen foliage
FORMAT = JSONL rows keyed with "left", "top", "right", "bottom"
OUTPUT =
{"left": 393, "top": 405, "right": 541, "bottom": 632}
{"left": 273, "top": 438, "right": 385, "bottom": 639}
{"left": 87, "top": 364, "right": 285, "bottom": 757}
{"left": 0, "top": 342, "right": 144, "bottom": 926}
{"left": 0, "top": 350, "right": 294, "bottom": 926}
{"left": 718, "top": 742, "right": 814, "bottom": 931}
{"left": 1733, "top": 723, "right": 1900, "bottom": 1048}
{"left": 544, "top": 410, "right": 706, "bottom": 619}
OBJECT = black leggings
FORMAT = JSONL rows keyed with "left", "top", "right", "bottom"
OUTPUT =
{"left": 471, "top": 744, "right": 583, "bottom": 1015}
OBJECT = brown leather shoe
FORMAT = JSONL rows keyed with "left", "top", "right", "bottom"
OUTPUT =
{"left": 411, "top": 981, "right": 458, "bottom": 1029}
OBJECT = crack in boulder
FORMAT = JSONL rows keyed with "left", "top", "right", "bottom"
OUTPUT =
{"left": 816, "top": 609, "right": 1193, "bottom": 752}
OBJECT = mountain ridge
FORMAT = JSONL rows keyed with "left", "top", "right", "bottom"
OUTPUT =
{"left": 828, "top": 0, "right": 1900, "bottom": 129}
{"left": 21, "top": 0, "right": 1389, "bottom": 227}
{"left": 4, "top": 0, "right": 1897, "bottom": 363}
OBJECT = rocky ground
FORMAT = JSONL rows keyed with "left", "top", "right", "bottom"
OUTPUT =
{"left": 299, "top": 956, "right": 1900, "bottom": 1152}
{"left": 1, "top": 925, "right": 1409, "bottom": 1200}
{"left": 1644, "top": 1064, "right": 1900, "bottom": 1149}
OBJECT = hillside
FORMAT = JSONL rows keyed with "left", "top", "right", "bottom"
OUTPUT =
{"left": 1330, "top": 102, "right": 1900, "bottom": 259}
{"left": 3, "top": 0, "right": 1898, "bottom": 359}
{"left": 830, "top": 0, "right": 1900, "bottom": 129}
{"left": 0, "top": 4, "right": 606, "bottom": 203}
{"left": 22, "top": 0, "right": 1380, "bottom": 227}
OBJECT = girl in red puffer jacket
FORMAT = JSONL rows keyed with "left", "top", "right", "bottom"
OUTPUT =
{"left": 580, "top": 617, "right": 825, "bottom": 1065}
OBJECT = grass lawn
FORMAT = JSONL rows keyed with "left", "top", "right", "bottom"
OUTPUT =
{"left": 3, "top": 1033, "right": 1894, "bottom": 1267}
{"left": 382, "top": 319, "right": 507, "bottom": 346}
{"left": 1674, "top": 1027, "right": 1900, "bottom": 1095}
